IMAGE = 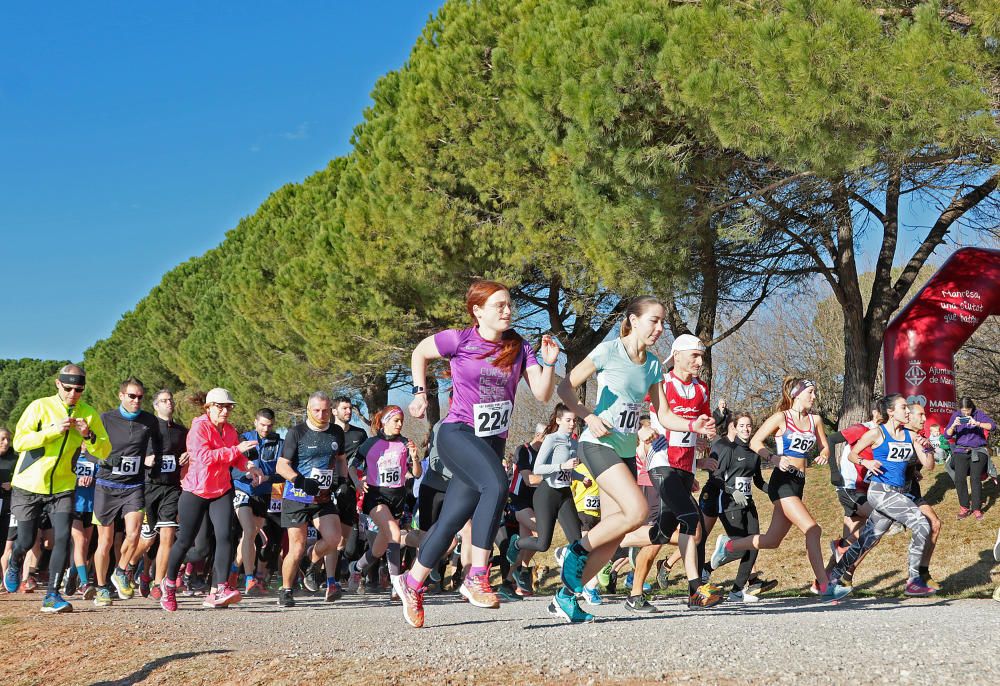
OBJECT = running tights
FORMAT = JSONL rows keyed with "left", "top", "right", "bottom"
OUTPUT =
{"left": 11, "top": 512, "right": 72, "bottom": 594}
{"left": 648, "top": 467, "right": 701, "bottom": 545}
{"left": 720, "top": 504, "right": 759, "bottom": 591}
{"left": 416, "top": 423, "right": 506, "bottom": 570}
{"left": 166, "top": 490, "right": 235, "bottom": 586}
{"left": 833, "top": 484, "right": 929, "bottom": 581}
{"left": 517, "top": 483, "right": 581, "bottom": 552}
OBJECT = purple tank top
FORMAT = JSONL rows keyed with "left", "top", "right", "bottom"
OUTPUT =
{"left": 433, "top": 327, "right": 538, "bottom": 439}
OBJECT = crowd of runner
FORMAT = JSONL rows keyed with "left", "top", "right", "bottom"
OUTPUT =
{"left": 0, "top": 281, "right": 997, "bottom": 623}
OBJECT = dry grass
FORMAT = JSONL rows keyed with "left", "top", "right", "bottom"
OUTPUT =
{"left": 529, "top": 467, "right": 1000, "bottom": 598}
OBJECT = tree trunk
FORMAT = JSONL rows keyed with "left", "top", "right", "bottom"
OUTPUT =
{"left": 360, "top": 373, "right": 389, "bottom": 418}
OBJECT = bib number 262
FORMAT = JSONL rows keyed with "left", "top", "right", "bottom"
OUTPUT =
{"left": 474, "top": 401, "right": 512, "bottom": 438}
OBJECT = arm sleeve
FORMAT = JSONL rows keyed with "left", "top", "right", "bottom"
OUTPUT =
{"left": 83, "top": 410, "right": 112, "bottom": 460}
{"left": 187, "top": 421, "right": 244, "bottom": 468}
{"left": 827, "top": 431, "right": 847, "bottom": 448}
{"left": 753, "top": 461, "right": 766, "bottom": 491}
{"left": 433, "top": 329, "right": 461, "bottom": 358}
{"left": 12, "top": 401, "right": 62, "bottom": 452}
{"left": 532, "top": 434, "right": 562, "bottom": 475}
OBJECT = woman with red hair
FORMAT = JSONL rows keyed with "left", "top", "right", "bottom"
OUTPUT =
{"left": 398, "top": 281, "right": 559, "bottom": 628}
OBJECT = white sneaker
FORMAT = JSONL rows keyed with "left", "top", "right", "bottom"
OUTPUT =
{"left": 886, "top": 522, "right": 905, "bottom": 536}
{"left": 554, "top": 546, "right": 566, "bottom": 568}
{"left": 728, "top": 589, "right": 759, "bottom": 603}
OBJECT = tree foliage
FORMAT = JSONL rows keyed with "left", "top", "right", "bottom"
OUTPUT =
{"left": 64, "top": 0, "right": 996, "bottom": 434}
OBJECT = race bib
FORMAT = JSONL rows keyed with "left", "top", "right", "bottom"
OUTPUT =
{"left": 268, "top": 497, "right": 282, "bottom": 513}
{"left": 160, "top": 454, "right": 177, "bottom": 473}
{"left": 734, "top": 476, "right": 752, "bottom": 496}
{"left": 75, "top": 460, "right": 95, "bottom": 479}
{"left": 233, "top": 490, "right": 250, "bottom": 507}
{"left": 668, "top": 430, "right": 697, "bottom": 448}
{"left": 612, "top": 401, "right": 644, "bottom": 434}
{"left": 886, "top": 442, "right": 915, "bottom": 462}
{"left": 583, "top": 494, "right": 601, "bottom": 511}
{"left": 787, "top": 434, "right": 815, "bottom": 454}
{"left": 306, "top": 526, "right": 318, "bottom": 542}
{"left": 310, "top": 468, "right": 334, "bottom": 490}
{"left": 474, "top": 400, "right": 512, "bottom": 437}
{"left": 552, "top": 469, "right": 571, "bottom": 488}
{"left": 112, "top": 455, "right": 141, "bottom": 477}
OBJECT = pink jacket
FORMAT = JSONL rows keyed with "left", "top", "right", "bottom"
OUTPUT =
{"left": 182, "top": 414, "right": 249, "bottom": 498}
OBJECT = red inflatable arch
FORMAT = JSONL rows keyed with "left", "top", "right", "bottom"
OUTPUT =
{"left": 884, "top": 246, "right": 1000, "bottom": 430}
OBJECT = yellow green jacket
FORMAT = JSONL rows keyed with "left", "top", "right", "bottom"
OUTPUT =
{"left": 12, "top": 395, "right": 110, "bottom": 495}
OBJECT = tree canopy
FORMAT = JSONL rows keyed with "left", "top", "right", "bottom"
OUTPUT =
{"left": 73, "top": 0, "right": 997, "bottom": 429}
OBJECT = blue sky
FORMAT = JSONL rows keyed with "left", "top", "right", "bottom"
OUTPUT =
{"left": 0, "top": 2, "right": 442, "bottom": 360}
{"left": 0, "top": 2, "right": 990, "bottom": 362}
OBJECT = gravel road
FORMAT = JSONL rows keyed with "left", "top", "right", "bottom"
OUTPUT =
{"left": 8, "top": 590, "right": 998, "bottom": 685}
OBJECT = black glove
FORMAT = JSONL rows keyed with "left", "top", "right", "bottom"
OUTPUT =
{"left": 334, "top": 479, "right": 355, "bottom": 501}
{"left": 105, "top": 454, "right": 123, "bottom": 469}
{"left": 293, "top": 474, "right": 321, "bottom": 496}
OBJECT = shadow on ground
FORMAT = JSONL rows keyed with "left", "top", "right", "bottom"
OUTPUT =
{"left": 90, "top": 649, "right": 232, "bottom": 686}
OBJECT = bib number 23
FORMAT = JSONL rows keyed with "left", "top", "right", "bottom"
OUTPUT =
{"left": 474, "top": 401, "right": 512, "bottom": 438}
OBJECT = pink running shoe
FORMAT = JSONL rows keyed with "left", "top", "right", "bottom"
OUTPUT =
{"left": 160, "top": 580, "right": 178, "bottom": 612}
{"left": 202, "top": 583, "right": 242, "bottom": 608}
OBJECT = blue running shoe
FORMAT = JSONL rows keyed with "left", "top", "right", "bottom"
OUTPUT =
{"left": 549, "top": 587, "right": 595, "bottom": 623}
{"left": 41, "top": 592, "right": 73, "bottom": 613}
{"left": 583, "top": 587, "right": 603, "bottom": 606}
{"left": 819, "top": 582, "right": 852, "bottom": 603}
{"left": 4, "top": 557, "right": 21, "bottom": 593}
{"left": 505, "top": 534, "right": 520, "bottom": 566}
{"left": 711, "top": 534, "right": 740, "bottom": 570}
{"left": 560, "top": 542, "right": 588, "bottom": 594}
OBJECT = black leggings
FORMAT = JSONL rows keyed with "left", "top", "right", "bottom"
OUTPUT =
{"left": 416, "top": 422, "right": 506, "bottom": 570}
{"left": 417, "top": 483, "right": 448, "bottom": 533}
{"left": 166, "top": 490, "right": 234, "bottom": 587}
{"left": 517, "top": 483, "right": 581, "bottom": 552}
{"left": 12, "top": 512, "right": 72, "bottom": 594}
{"left": 720, "top": 501, "right": 760, "bottom": 591}
{"left": 648, "top": 467, "right": 701, "bottom": 545}
{"left": 953, "top": 449, "right": 988, "bottom": 511}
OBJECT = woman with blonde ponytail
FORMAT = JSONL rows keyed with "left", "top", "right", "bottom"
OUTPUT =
{"left": 711, "top": 377, "right": 848, "bottom": 602}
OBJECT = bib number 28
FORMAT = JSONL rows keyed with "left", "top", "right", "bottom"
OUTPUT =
{"left": 474, "top": 401, "right": 512, "bottom": 438}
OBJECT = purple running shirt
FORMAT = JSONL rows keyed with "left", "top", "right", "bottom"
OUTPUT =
{"left": 433, "top": 327, "right": 538, "bottom": 439}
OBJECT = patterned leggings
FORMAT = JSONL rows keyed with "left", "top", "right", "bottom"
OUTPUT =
{"left": 832, "top": 483, "right": 929, "bottom": 582}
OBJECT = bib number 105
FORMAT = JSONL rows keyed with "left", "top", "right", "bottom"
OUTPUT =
{"left": 474, "top": 401, "right": 512, "bottom": 438}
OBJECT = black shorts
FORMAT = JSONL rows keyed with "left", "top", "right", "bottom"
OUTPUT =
{"left": 417, "top": 483, "right": 447, "bottom": 533}
{"left": 336, "top": 483, "right": 358, "bottom": 526}
{"left": 836, "top": 487, "right": 868, "bottom": 518}
{"left": 699, "top": 479, "right": 723, "bottom": 518}
{"left": 143, "top": 482, "right": 181, "bottom": 534}
{"left": 579, "top": 442, "right": 636, "bottom": 479}
{"left": 10, "top": 487, "right": 74, "bottom": 522}
{"left": 362, "top": 486, "right": 407, "bottom": 519}
{"left": 906, "top": 482, "right": 927, "bottom": 508}
{"left": 281, "top": 498, "right": 340, "bottom": 528}
{"left": 72, "top": 511, "right": 94, "bottom": 528}
{"left": 93, "top": 484, "right": 145, "bottom": 526}
{"left": 578, "top": 512, "right": 600, "bottom": 531}
{"left": 768, "top": 467, "right": 805, "bottom": 502}
{"left": 233, "top": 490, "right": 270, "bottom": 518}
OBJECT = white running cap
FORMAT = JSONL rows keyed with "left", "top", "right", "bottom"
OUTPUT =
{"left": 665, "top": 333, "right": 705, "bottom": 369}
{"left": 206, "top": 387, "right": 236, "bottom": 405}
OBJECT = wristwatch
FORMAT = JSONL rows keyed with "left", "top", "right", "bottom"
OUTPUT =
{"left": 412, "top": 385, "right": 426, "bottom": 395}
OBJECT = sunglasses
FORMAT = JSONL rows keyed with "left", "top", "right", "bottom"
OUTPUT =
{"left": 126, "top": 393, "right": 144, "bottom": 400}
{"left": 212, "top": 403, "right": 234, "bottom": 410}
{"left": 62, "top": 385, "right": 85, "bottom": 394}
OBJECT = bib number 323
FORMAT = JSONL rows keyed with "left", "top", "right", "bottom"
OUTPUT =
{"left": 474, "top": 401, "right": 512, "bottom": 438}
